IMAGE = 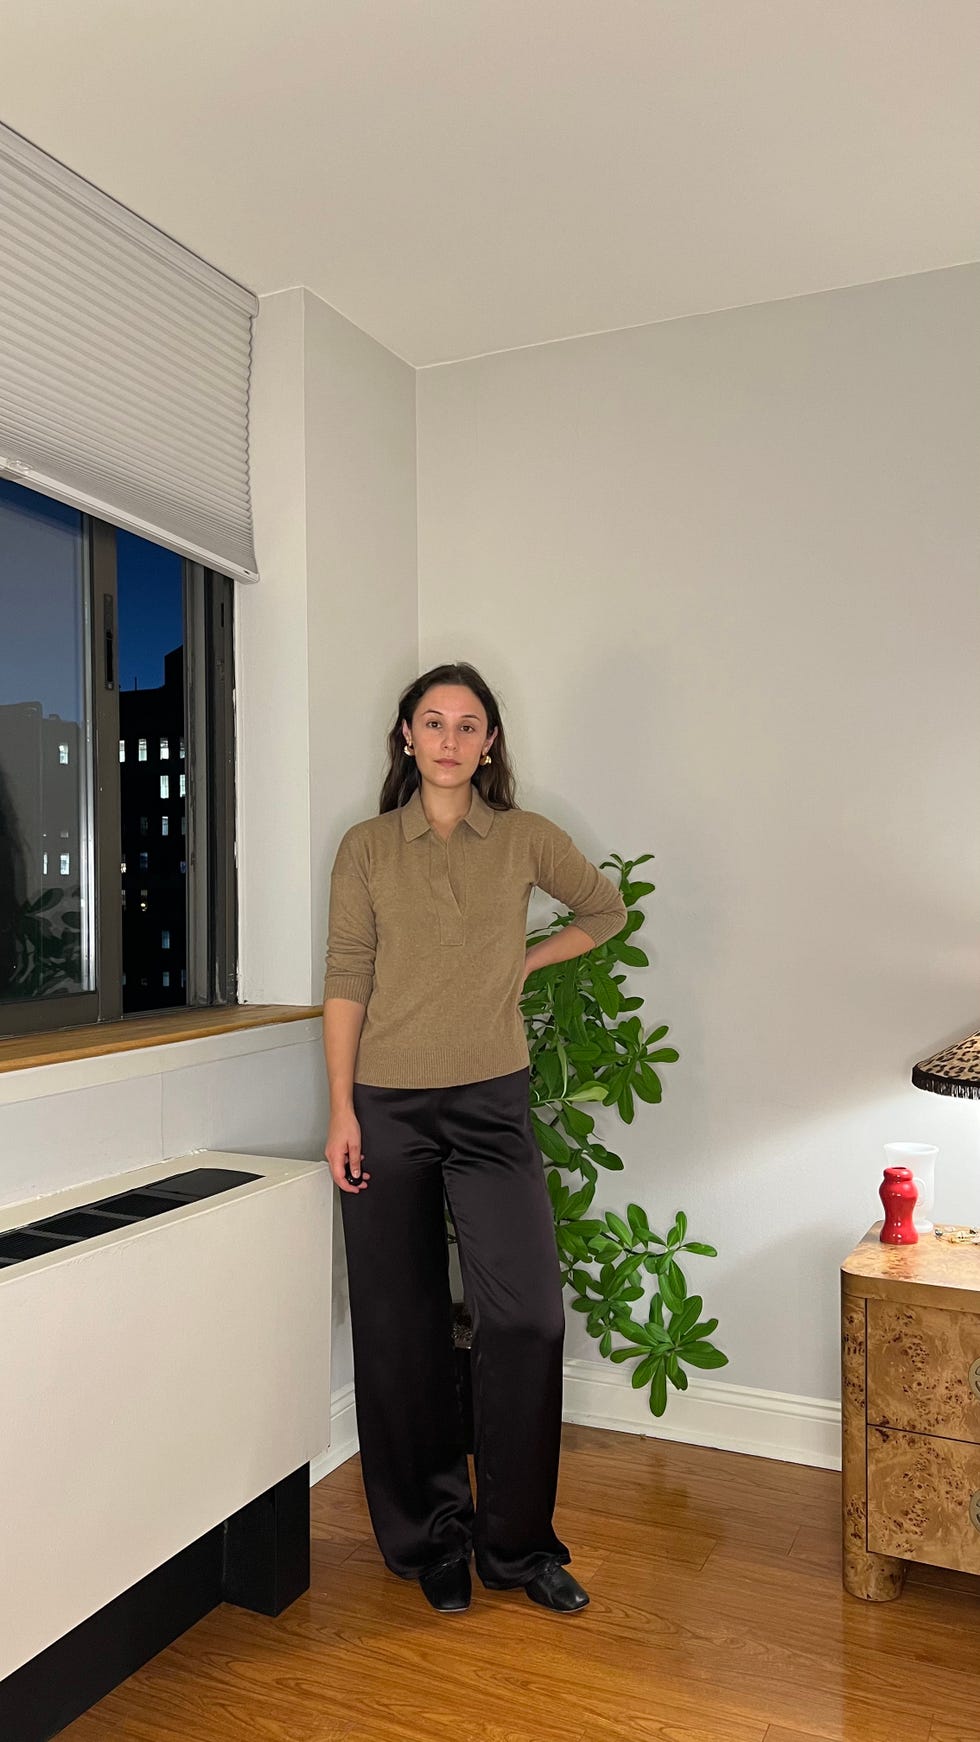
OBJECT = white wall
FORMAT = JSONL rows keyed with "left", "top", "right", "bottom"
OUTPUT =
{"left": 304, "top": 286, "right": 418, "bottom": 1011}
{"left": 416, "top": 262, "right": 980, "bottom": 1405}
{"left": 239, "top": 287, "right": 312, "bottom": 1005}
{"left": 242, "top": 284, "right": 417, "bottom": 1018}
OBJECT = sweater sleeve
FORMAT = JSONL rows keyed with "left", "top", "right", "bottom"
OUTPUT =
{"left": 534, "top": 820, "right": 628, "bottom": 948}
{"left": 322, "top": 828, "right": 377, "bottom": 1005}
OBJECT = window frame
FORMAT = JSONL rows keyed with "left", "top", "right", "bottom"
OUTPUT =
{"left": 0, "top": 500, "right": 237, "bottom": 1037}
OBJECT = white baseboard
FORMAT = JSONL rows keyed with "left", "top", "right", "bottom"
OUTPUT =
{"left": 310, "top": 1382, "right": 359, "bottom": 1484}
{"left": 562, "top": 1356, "right": 842, "bottom": 1470}
{"left": 312, "top": 1364, "right": 842, "bottom": 1485}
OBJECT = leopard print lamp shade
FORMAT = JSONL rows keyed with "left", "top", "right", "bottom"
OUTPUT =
{"left": 913, "top": 1031, "right": 980, "bottom": 1098}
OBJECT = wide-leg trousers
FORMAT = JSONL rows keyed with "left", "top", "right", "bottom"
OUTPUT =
{"left": 340, "top": 1063, "right": 571, "bottom": 1588}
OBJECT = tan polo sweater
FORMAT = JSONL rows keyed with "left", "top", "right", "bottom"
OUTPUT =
{"left": 323, "top": 782, "right": 628, "bottom": 1089}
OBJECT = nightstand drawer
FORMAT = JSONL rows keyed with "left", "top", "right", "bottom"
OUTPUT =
{"left": 867, "top": 1298, "right": 980, "bottom": 1440}
{"left": 868, "top": 1425, "right": 980, "bottom": 1574}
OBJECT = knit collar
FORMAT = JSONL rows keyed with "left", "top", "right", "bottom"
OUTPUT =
{"left": 399, "top": 782, "right": 496, "bottom": 841}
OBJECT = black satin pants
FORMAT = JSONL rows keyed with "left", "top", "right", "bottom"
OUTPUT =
{"left": 340, "top": 1064, "right": 571, "bottom": 1588}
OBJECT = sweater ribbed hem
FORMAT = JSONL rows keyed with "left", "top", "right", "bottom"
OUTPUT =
{"left": 323, "top": 973, "right": 374, "bottom": 1005}
{"left": 573, "top": 908, "right": 628, "bottom": 948}
{"left": 353, "top": 1033, "right": 531, "bottom": 1090}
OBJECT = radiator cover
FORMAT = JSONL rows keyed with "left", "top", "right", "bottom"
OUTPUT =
{"left": 0, "top": 1148, "right": 332, "bottom": 1682}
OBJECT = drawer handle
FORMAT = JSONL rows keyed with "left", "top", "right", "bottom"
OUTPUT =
{"left": 969, "top": 1359, "right": 980, "bottom": 1401}
{"left": 970, "top": 1492, "right": 980, "bottom": 1533}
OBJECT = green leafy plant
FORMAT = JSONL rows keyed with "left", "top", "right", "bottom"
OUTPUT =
{"left": 449, "top": 850, "right": 726, "bottom": 1418}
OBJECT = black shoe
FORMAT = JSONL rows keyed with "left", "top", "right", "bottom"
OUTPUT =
{"left": 524, "top": 1558, "right": 589, "bottom": 1612}
{"left": 419, "top": 1555, "right": 471, "bottom": 1612}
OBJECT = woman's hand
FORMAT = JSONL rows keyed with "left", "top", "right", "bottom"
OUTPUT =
{"left": 324, "top": 1109, "right": 371, "bottom": 1194}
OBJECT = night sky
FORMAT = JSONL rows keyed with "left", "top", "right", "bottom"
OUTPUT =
{"left": 116, "top": 528, "right": 183, "bottom": 690}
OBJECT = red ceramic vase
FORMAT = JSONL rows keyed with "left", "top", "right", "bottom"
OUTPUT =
{"left": 879, "top": 1164, "right": 919, "bottom": 1244}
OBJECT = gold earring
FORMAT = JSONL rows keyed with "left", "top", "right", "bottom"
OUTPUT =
{"left": 480, "top": 752, "right": 492, "bottom": 765}
{"left": 403, "top": 742, "right": 415, "bottom": 756}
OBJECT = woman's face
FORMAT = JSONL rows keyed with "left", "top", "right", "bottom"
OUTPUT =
{"left": 403, "top": 685, "right": 498, "bottom": 786}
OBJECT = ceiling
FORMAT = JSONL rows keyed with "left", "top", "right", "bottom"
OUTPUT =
{"left": 0, "top": 0, "right": 976, "bottom": 367}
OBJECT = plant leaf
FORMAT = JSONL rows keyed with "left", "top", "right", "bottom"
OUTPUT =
{"left": 681, "top": 1342, "right": 729, "bottom": 1369}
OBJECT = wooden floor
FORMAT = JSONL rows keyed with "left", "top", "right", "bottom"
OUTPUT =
{"left": 61, "top": 1422, "right": 980, "bottom": 1742}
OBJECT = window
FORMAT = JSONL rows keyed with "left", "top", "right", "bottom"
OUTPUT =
{"left": 0, "top": 477, "right": 237, "bottom": 1035}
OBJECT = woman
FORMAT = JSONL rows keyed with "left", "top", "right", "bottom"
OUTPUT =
{"left": 322, "top": 661, "right": 627, "bottom": 1616}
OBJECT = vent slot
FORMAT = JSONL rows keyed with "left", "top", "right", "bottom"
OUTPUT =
{"left": 0, "top": 1169, "right": 261, "bottom": 1272}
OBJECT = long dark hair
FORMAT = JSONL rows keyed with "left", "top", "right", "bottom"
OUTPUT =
{"left": 378, "top": 661, "right": 520, "bottom": 816}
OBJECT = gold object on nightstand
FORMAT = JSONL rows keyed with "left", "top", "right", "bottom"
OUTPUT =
{"left": 841, "top": 1220, "right": 980, "bottom": 1600}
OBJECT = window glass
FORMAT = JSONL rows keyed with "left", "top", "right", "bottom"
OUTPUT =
{"left": 0, "top": 480, "right": 94, "bottom": 1003}
{"left": 117, "top": 531, "right": 186, "bottom": 1011}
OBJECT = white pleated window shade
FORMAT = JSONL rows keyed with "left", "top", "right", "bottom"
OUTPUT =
{"left": 0, "top": 121, "right": 259, "bottom": 581}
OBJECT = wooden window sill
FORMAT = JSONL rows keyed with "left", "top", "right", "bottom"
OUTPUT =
{"left": 0, "top": 1005, "right": 323, "bottom": 1075}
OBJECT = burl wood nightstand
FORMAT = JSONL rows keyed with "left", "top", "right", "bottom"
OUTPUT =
{"left": 841, "top": 1220, "right": 980, "bottom": 1600}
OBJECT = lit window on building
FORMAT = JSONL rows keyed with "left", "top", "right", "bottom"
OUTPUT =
{"left": 120, "top": 856, "right": 126, "bottom": 873}
{"left": 60, "top": 853, "right": 70, "bottom": 876}
{"left": 119, "top": 738, "right": 126, "bottom": 762}
{"left": 179, "top": 737, "right": 185, "bottom": 760}
{"left": 161, "top": 815, "right": 169, "bottom": 836}
{"left": 139, "top": 852, "right": 148, "bottom": 870}
{"left": 140, "top": 816, "right": 148, "bottom": 835}
{"left": 179, "top": 773, "right": 185, "bottom": 798}
{"left": 59, "top": 742, "right": 69, "bottom": 765}
{"left": 161, "top": 929, "right": 170, "bottom": 949}
{"left": 138, "top": 737, "right": 147, "bottom": 761}
{"left": 160, "top": 736, "right": 169, "bottom": 760}
{"left": 42, "top": 851, "right": 48, "bottom": 875}
{"left": 160, "top": 774, "right": 169, "bottom": 799}
{"left": 180, "top": 860, "right": 186, "bottom": 874}
{"left": 140, "top": 888, "right": 148, "bottom": 911}
{"left": 162, "top": 970, "right": 170, "bottom": 988}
